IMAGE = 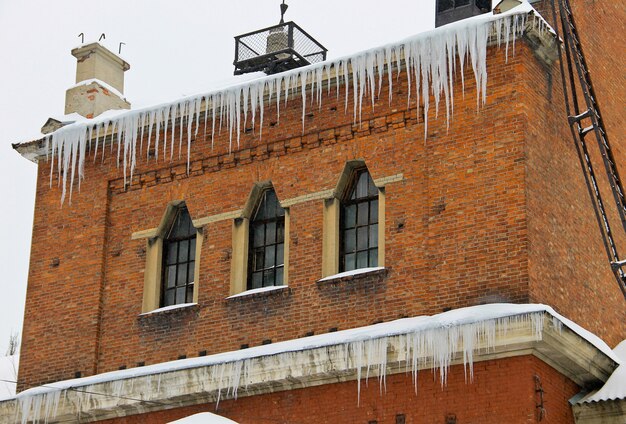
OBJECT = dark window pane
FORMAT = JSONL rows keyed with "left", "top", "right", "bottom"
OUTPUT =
{"left": 356, "top": 172, "right": 369, "bottom": 198}
{"left": 253, "top": 224, "right": 265, "bottom": 246}
{"left": 344, "top": 204, "right": 356, "bottom": 228}
{"left": 177, "top": 265, "right": 187, "bottom": 286}
{"left": 369, "top": 249, "right": 378, "bottom": 267}
{"left": 165, "top": 289, "right": 175, "bottom": 306}
{"left": 189, "top": 238, "right": 196, "bottom": 258}
{"left": 167, "top": 243, "right": 178, "bottom": 264}
{"left": 266, "top": 190, "right": 278, "bottom": 215}
{"left": 357, "top": 202, "right": 369, "bottom": 226}
{"left": 251, "top": 272, "right": 262, "bottom": 289}
{"left": 357, "top": 251, "right": 369, "bottom": 269}
{"left": 179, "top": 240, "right": 189, "bottom": 262}
{"left": 370, "top": 200, "right": 378, "bottom": 223}
{"left": 266, "top": 222, "right": 276, "bottom": 244}
{"left": 264, "top": 245, "right": 276, "bottom": 268}
{"left": 345, "top": 229, "right": 356, "bottom": 252}
{"left": 276, "top": 223, "right": 285, "bottom": 243}
{"left": 456, "top": 0, "right": 470, "bottom": 6}
{"left": 176, "top": 287, "right": 186, "bottom": 303}
{"left": 263, "top": 269, "right": 275, "bottom": 286}
{"left": 276, "top": 243, "right": 284, "bottom": 266}
{"left": 370, "top": 224, "right": 378, "bottom": 247}
{"left": 345, "top": 253, "right": 355, "bottom": 271}
{"left": 186, "top": 284, "right": 194, "bottom": 303}
{"left": 188, "top": 261, "right": 195, "bottom": 282}
{"left": 169, "top": 207, "right": 196, "bottom": 238}
{"left": 357, "top": 227, "right": 369, "bottom": 250}
{"left": 368, "top": 179, "right": 378, "bottom": 197}
{"left": 253, "top": 249, "right": 264, "bottom": 272}
{"left": 167, "top": 266, "right": 177, "bottom": 288}
{"left": 275, "top": 267, "right": 284, "bottom": 285}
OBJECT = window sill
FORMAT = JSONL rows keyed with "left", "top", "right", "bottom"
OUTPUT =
{"left": 317, "top": 267, "right": 388, "bottom": 285}
{"left": 138, "top": 302, "right": 198, "bottom": 317}
{"left": 226, "top": 285, "right": 290, "bottom": 301}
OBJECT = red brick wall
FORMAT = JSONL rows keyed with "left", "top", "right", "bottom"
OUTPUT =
{"left": 533, "top": 0, "right": 625, "bottom": 151}
{"left": 525, "top": 1, "right": 626, "bottom": 347}
{"left": 94, "top": 45, "right": 531, "bottom": 375}
{"left": 99, "top": 356, "right": 579, "bottom": 424}
{"left": 17, "top": 35, "right": 622, "bottom": 392}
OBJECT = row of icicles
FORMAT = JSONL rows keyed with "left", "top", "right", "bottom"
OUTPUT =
{"left": 16, "top": 311, "right": 548, "bottom": 423}
{"left": 45, "top": 12, "right": 541, "bottom": 204}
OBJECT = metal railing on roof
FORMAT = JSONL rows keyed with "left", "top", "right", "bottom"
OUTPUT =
{"left": 234, "top": 21, "right": 327, "bottom": 75}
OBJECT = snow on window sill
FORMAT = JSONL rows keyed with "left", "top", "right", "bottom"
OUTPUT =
{"left": 226, "top": 285, "right": 290, "bottom": 301}
{"left": 139, "top": 302, "right": 198, "bottom": 316}
{"left": 317, "top": 267, "right": 388, "bottom": 285}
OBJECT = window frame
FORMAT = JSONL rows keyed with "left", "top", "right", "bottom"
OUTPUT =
{"left": 160, "top": 205, "right": 197, "bottom": 307}
{"left": 321, "top": 161, "right": 386, "bottom": 278}
{"left": 339, "top": 169, "right": 380, "bottom": 272}
{"left": 140, "top": 201, "right": 203, "bottom": 313}
{"left": 230, "top": 182, "right": 290, "bottom": 295}
{"left": 247, "top": 188, "right": 286, "bottom": 289}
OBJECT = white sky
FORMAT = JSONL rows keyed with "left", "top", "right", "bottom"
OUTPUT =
{"left": 0, "top": 0, "right": 435, "bottom": 356}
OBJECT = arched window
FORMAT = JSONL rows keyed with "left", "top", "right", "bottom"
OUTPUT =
{"left": 340, "top": 169, "right": 379, "bottom": 272}
{"left": 161, "top": 205, "right": 197, "bottom": 306}
{"left": 248, "top": 189, "right": 285, "bottom": 289}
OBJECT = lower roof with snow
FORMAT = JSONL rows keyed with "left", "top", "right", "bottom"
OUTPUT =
{"left": 0, "top": 303, "right": 619, "bottom": 423}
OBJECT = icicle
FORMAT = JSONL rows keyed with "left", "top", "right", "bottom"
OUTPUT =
{"left": 41, "top": 10, "right": 530, "bottom": 204}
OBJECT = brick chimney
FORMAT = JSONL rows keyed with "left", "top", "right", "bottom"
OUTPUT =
{"left": 64, "top": 42, "right": 131, "bottom": 119}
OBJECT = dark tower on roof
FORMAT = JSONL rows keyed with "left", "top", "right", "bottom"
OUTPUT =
{"left": 233, "top": 1, "right": 327, "bottom": 75}
{"left": 435, "top": 0, "right": 492, "bottom": 27}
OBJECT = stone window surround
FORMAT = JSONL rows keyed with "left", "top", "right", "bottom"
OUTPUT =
{"left": 132, "top": 200, "right": 203, "bottom": 313}
{"left": 321, "top": 161, "right": 401, "bottom": 278}
{"left": 230, "top": 181, "right": 291, "bottom": 296}
{"left": 132, "top": 169, "right": 403, "bottom": 301}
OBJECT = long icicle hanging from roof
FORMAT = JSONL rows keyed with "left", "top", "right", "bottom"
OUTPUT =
{"left": 46, "top": 10, "right": 542, "bottom": 204}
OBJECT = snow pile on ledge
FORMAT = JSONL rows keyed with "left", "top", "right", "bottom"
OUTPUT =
{"left": 33, "top": 2, "right": 550, "bottom": 204}
{"left": 577, "top": 339, "right": 626, "bottom": 403}
{"left": 169, "top": 412, "right": 239, "bottom": 424}
{"left": 138, "top": 302, "right": 197, "bottom": 316}
{"left": 11, "top": 304, "right": 617, "bottom": 423}
{"left": 318, "top": 266, "right": 385, "bottom": 282}
{"left": 225, "top": 285, "right": 288, "bottom": 299}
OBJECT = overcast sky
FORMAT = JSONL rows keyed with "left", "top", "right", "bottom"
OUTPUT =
{"left": 0, "top": 0, "right": 437, "bottom": 355}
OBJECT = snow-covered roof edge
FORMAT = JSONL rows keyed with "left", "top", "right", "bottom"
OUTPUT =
{"left": 11, "top": 303, "right": 618, "bottom": 401}
{"left": 14, "top": 2, "right": 553, "bottom": 204}
{"left": 576, "top": 339, "right": 626, "bottom": 403}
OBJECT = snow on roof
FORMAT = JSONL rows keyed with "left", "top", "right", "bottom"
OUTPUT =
{"left": 12, "top": 303, "right": 617, "bottom": 401}
{"left": 14, "top": 2, "right": 552, "bottom": 204}
{"left": 0, "top": 355, "right": 19, "bottom": 401}
{"left": 577, "top": 339, "right": 626, "bottom": 403}
{"left": 168, "top": 412, "right": 239, "bottom": 424}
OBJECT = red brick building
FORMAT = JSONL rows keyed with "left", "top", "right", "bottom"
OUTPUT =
{"left": 2, "top": 1, "right": 624, "bottom": 423}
